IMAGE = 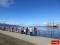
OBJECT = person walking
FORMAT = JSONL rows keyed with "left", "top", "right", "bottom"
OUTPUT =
{"left": 15, "top": 27, "right": 18, "bottom": 33}
{"left": 34, "top": 27, "right": 37, "bottom": 36}
{"left": 26, "top": 27, "right": 29, "bottom": 35}
{"left": 29, "top": 27, "right": 32, "bottom": 36}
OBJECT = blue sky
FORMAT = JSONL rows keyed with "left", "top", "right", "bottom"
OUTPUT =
{"left": 0, "top": 0, "right": 60, "bottom": 26}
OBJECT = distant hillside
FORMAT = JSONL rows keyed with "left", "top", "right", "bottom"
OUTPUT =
{"left": 0, "top": 23, "right": 21, "bottom": 27}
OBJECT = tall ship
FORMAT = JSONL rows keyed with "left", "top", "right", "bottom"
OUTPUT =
{"left": 46, "top": 20, "right": 58, "bottom": 28}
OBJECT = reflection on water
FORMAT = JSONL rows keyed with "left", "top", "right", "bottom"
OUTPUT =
{"left": 46, "top": 27, "right": 60, "bottom": 32}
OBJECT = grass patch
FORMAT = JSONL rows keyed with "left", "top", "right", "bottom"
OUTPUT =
{"left": 0, "top": 33, "right": 36, "bottom": 45}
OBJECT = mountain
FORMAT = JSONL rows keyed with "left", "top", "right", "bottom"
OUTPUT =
{"left": 0, "top": 23, "right": 21, "bottom": 27}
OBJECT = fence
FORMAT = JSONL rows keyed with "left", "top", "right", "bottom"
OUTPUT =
{"left": 17, "top": 29, "right": 60, "bottom": 39}
{"left": 0, "top": 27, "right": 60, "bottom": 39}
{"left": 35, "top": 30, "right": 60, "bottom": 39}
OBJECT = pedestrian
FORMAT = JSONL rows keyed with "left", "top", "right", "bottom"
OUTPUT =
{"left": 24, "top": 28, "right": 26, "bottom": 34}
{"left": 21, "top": 28, "right": 22, "bottom": 34}
{"left": 15, "top": 27, "right": 18, "bottom": 33}
{"left": 21, "top": 27, "right": 24, "bottom": 34}
{"left": 2, "top": 26, "right": 5, "bottom": 31}
{"left": 12, "top": 27, "right": 14, "bottom": 32}
{"left": 4, "top": 27, "right": 5, "bottom": 30}
{"left": 8, "top": 26, "right": 10, "bottom": 31}
{"left": 26, "top": 27, "right": 29, "bottom": 35}
{"left": 2, "top": 26, "right": 4, "bottom": 30}
{"left": 34, "top": 27, "right": 37, "bottom": 36}
{"left": 29, "top": 27, "right": 32, "bottom": 36}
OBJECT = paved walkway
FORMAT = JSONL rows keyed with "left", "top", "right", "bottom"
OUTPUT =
{"left": 0, "top": 30, "right": 58, "bottom": 45}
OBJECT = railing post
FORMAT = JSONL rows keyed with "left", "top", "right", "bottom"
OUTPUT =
{"left": 18, "top": 29, "right": 19, "bottom": 33}
{"left": 59, "top": 32, "right": 60, "bottom": 39}
{"left": 51, "top": 31, "right": 52, "bottom": 38}
{"left": 53, "top": 28, "right": 54, "bottom": 38}
{"left": 20, "top": 29, "right": 21, "bottom": 34}
{"left": 44, "top": 31, "right": 46, "bottom": 37}
{"left": 11, "top": 29, "right": 13, "bottom": 32}
{"left": 52, "top": 30, "right": 54, "bottom": 38}
{"left": 39, "top": 30, "right": 40, "bottom": 36}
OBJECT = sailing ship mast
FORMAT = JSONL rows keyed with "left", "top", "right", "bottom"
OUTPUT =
{"left": 48, "top": 20, "right": 49, "bottom": 26}
{"left": 50, "top": 20, "right": 51, "bottom": 26}
{"left": 53, "top": 19, "right": 54, "bottom": 26}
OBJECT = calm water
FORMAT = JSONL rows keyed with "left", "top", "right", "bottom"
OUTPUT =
{"left": 6, "top": 26, "right": 60, "bottom": 39}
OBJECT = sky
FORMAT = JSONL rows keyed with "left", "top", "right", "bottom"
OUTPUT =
{"left": 0, "top": 0, "right": 60, "bottom": 26}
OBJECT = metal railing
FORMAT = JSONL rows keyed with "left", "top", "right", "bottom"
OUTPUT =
{"left": 17, "top": 29, "right": 60, "bottom": 39}
{"left": 0, "top": 28, "right": 60, "bottom": 39}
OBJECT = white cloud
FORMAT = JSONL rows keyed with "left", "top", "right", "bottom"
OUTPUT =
{"left": 0, "top": 0, "right": 14, "bottom": 7}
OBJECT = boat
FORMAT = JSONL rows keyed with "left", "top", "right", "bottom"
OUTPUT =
{"left": 46, "top": 20, "right": 58, "bottom": 28}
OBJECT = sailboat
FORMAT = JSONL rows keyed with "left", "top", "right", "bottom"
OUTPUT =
{"left": 46, "top": 20, "right": 58, "bottom": 28}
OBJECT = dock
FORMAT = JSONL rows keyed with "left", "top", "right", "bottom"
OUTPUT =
{"left": 46, "top": 25, "right": 58, "bottom": 28}
{"left": 0, "top": 30, "right": 59, "bottom": 45}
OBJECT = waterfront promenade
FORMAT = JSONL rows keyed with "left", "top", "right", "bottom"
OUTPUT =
{"left": 0, "top": 30, "right": 58, "bottom": 45}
